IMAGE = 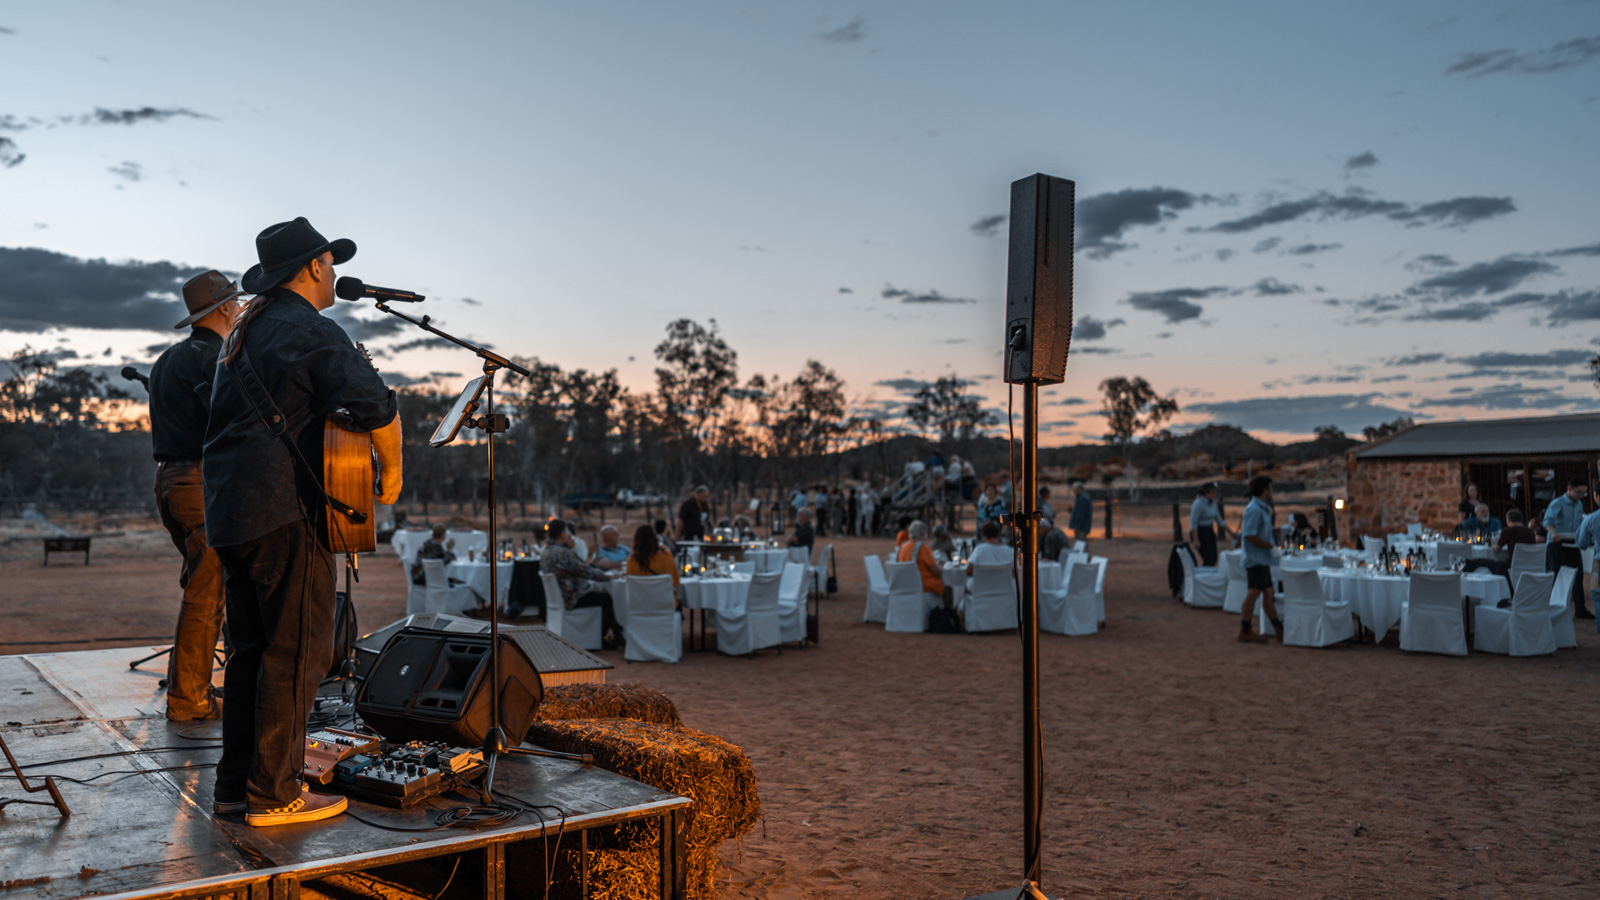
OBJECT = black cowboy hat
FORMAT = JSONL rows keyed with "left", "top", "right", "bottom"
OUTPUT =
{"left": 241, "top": 217, "right": 356, "bottom": 294}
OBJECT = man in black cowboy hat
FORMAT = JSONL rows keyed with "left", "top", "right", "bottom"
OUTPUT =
{"left": 203, "top": 217, "right": 403, "bottom": 827}
{"left": 149, "top": 270, "right": 245, "bottom": 722}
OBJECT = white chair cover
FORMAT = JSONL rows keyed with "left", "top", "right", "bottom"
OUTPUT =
{"left": 622, "top": 574, "right": 681, "bottom": 663}
{"left": 965, "top": 562, "right": 1019, "bottom": 632}
{"left": 1178, "top": 545, "right": 1226, "bottom": 608}
{"left": 808, "top": 543, "right": 833, "bottom": 596}
{"left": 730, "top": 561, "right": 755, "bottom": 576}
{"left": 449, "top": 529, "right": 489, "bottom": 561}
{"left": 786, "top": 545, "right": 812, "bottom": 568}
{"left": 1551, "top": 566, "right": 1578, "bottom": 650}
{"left": 390, "top": 529, "right": 429, "bottom": 569}
{"left": 1509, "top": 543, "right": 1544, "bottom": 595}
{"left": 1474, "top": 571, "right": 1555, "bottom": 656}
{"left": 1280, "top": 569, "right": 1354, "bottom": 648}
{"left": 1360, "top": 535, "right": 1385, "bottom": 560}
{"left": 410, "top": 559, "right": 476, "bottom": 615}
{"left": 1401, "top": 571, "right": 1467, "bottom": 656}
{"left": 863, "top": 554, "right": 891, "bottom": 623}
{"left": 717, "top": 571, "right": 783, "bottom": 655}
{"left": 1090, "top": 556, "right": 1108, "bottom": 624}
{"left": 1406, "top": 523, "right": 1423, "bottom": 536}
{"left": 884, "top": 560, "right": 929, "bottom": 633}
{"left": 1040, "top": 560, "right": 1099, "bottom": 636}
{"left": 540, "top": 572, "right": 603, "bottom": 650}
{"left": 1435, "top": 541, "right": 1470, "bottom": 569}
{"left": 1223, "top": 553, "right": 1248, "bottom": 614}
{"left": 776, "top": 562, "right": 808, "bottom": 644}
{"left": 1072, "top": 540, "right": 1086, "bottom": 554}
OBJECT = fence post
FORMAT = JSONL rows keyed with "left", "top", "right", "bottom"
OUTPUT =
{"left": 1171, "top": 502, "right": 1182, "bottom": 543}
{"left": 1103, "top": 497, "right": 1115, "bottom": 540}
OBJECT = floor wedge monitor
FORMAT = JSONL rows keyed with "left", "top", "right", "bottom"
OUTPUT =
{"left": 355, "top": 628, "right": 543, "bottom": 747}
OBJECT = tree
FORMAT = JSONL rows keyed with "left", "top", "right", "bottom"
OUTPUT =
{"left": 653, "top": 318, "right": 738, "bottom": 487}
{"left": 1361, "top": 417, "right": 1415, "bottom": 442}
{"left": 1099, "top": 376, "right": 1179, "bottom": 495}
{"left": 903, "top": 375, "right": 999, "bottom": 451}
{"left": 1313, "top": 424, "right": 1347, "bottom": 442}
{"left": 768, "top": 361, "right": 851, "bottom": 487}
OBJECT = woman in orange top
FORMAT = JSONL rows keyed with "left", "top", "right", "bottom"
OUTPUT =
{"left": 627, "top": 523, "right": 680, "bottom": 589}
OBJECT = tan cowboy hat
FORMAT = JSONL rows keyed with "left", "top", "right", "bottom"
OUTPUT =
{"left": 174, "top": 270, "right": 246, "bottom": 329}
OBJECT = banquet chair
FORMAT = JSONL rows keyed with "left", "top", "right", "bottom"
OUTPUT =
{"left": 1400, "top": 571, "right": 1467, "bottom": 656}
{"left": 622, "top": 574, "right": 681, "bottom": 663}
{"left": 1386, "top": 533, "right": 1409, "bottom": 549}
{"left": 1407, "top": 523, "right": 1424, "bottom": 536}
{"left": 1435, "top": 541, "right": 1470, "bottom": 569}
{"left": 776, "top": 562, "right": 808, "bottom": 645}
{"left": 1090, "top": 555, "right": 1108, "bottom": 626}
{"left": 786, "top": 545, "right": 813, "bottom": 568}
{"left": 1474, "top": 571, "right": 1556, "bottom": 656}
{"left": 1508, "top": 543, "right": 1544, "bottom": 596}
{"left": 965, "top": 562, "right": 1019, "bottom": 632}
{"left": 1550, "top": 566, "right": 1578, "bottom": 650}
{"left": 1072, "top": 540, "right": 1086, "bottom": 555}
{"left": 410, "top": 559, "right": 476, "bottom": 616}
{"left": 449, "top": 529, "right": 489, "bottom": 561}
{"left": 808, "top": 543, "right": 833, "bottom": 597}
{"left": 539, "top": 572, "right": 603, "bottom": 650}
{"left": 1040, "top": 560, "right": 1099, "bottom": 636}
{"left": 1280, "top": 569, "right": 1353, "bottom": 648}
{"left": 1360, "top": 535, "right": 1385, "bottom": 560}
{"left": 863, "top": 554, "right": 891, "bottom": 623}
{"left": 1223, "top": 553, "right": 1248, "bottom": 614}
{"left": 883, "top": 561, "right": 930, "bottom": 633}
{"left": 730, "top": 561, "right": 755, "bottom": 576}
{"left": 1177, "top": 545, "right": 1226, "bottom": 609}
{"left": 717, "top": 571, "right": 783, "bottom": 655}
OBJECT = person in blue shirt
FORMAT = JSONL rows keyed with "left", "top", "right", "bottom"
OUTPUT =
{"left": 1574, "top": 507, "right": 1600, "bottom": 615}
{"left": 1464, "top": 502, "right": 1502, "bottom": 538}
{"left": 977, "top": 484, "right": 1008, "bottom": 529}
{"left": 1068, "top": 481, "right": 1094, "bottom": 548}
{"left": 1237, "top": 475, "right": 1279, "bottom": 643}
{"left": 1543, "top": 477, "right": 1592, "bottom": 618}
{"left": 592, "top": 525, "right": 631, "bottom": 570}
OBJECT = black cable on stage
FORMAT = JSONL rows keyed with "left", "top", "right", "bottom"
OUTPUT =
{"left": 11, "top": 744, "right": 222, "bottom": 769}
{"left": 2, "top": 762, "right": 218, "bottom": 786}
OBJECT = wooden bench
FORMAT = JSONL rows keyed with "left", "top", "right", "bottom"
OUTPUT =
{"left": 42, "top": 536, "right": 91, "bottom": 566}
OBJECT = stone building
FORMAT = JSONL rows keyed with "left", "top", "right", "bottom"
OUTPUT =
{"left": 1344, "top": 412, "right": 1600, "bottom": 539}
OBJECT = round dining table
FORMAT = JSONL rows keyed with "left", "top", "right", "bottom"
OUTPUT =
{"left": 445, "top": 560, "right": 514, "bottom": 609}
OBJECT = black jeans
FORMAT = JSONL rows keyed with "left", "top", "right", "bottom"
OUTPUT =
{"left": 215, "top": 519, "right": 336, "bottom": 809}
{"left": 573, "top": 590, "right": 619, "bottom": 639}
{"left": 1196, "top": 525, "right": 1219, "bottom": 567}
{"left": 1547, "top": 541, "right": 1587, "bottom": 611}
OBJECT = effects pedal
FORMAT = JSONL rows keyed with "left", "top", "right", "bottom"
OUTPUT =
{"left": 302, "top": 727, "right": 381, "bottom": 785}
{"left": 332, "top": 741, "right": 484, "bottom": 808}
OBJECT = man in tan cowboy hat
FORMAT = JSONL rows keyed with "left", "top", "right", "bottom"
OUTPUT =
{"left": 203, "top": 217, "right": 402, "bottom": 827}
{"left": 148, "top": 270, "right": 246, "bottom": 722}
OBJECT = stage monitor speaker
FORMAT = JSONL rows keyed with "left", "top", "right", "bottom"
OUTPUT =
{"left": 1004, "top": 173, "right": 1075, "bottom": 385}
{"left": 354, "top": 628, "right": 544, "bottom": 747}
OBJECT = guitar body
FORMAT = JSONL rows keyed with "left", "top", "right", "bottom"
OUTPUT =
{"left": 324, "top": 418, "right": 377, "bottom": 552}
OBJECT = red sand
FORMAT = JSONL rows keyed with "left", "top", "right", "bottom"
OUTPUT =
{"left": 5, "top": 527, "right": 1598, "bottom": 898}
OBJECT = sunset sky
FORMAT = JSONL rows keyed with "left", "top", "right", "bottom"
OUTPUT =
{"left": 1, "top": 1, "right": 1596, "bottom": 444}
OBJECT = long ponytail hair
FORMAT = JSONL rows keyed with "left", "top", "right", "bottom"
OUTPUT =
{"left": 219, "top": 292, "right": 275, "bottom": 367}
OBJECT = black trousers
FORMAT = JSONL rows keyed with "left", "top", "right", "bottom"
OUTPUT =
{"left": 573, "top": 590, "right": 619, "bottom": 638}
{"left": 1196, "top": 525, "right": 1219, "bottom": 567}
{"left": 215, "top": 519, "right": 336, "bottom": 809}
{"left": 1546, "top": 541, "right": 1587, "bottom": 611}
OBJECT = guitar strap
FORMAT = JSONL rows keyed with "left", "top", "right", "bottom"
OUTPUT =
{"left": 234, "top": 342, "right": 368, "bottom": 525}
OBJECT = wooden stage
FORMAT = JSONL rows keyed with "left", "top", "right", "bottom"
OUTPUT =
{"left": 0, "top": 647, "right": 690, "bottom": 900}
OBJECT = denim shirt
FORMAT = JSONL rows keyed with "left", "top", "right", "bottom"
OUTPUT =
{"left": 202, "top": 288, "right": 397, "bottom": 547}
{"left": 1240, "top": 497, "right": 1276, "bottom": 568}
{"left": 1576, "top": 510, "right": 1600, "bottom": 551}
{"left": 1543, "top": 493, "right": 1585, "bottom": 540}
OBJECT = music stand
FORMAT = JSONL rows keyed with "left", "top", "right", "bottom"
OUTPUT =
{"left": 368, "top": 301, "right": 590, "bottom": 803}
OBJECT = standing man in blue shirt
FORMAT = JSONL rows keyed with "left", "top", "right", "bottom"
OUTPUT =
{"left": 1238, "top": 476, "right": 1278, "bottom": 643}
{"left": 1544, "top": 477, "right": 1593, "bottom": 618}
{"left": 1575, "top": 506, "right": 1600, "bottom": 617}
{"left": 1189, "top": 482, "right": 1231, "bottom": 567}
{"left": 1068, "top": 480, "right": 1094, "bottom": 550}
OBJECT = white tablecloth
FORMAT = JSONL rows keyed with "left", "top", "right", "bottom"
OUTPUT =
{"left": 1317, "top": 569, "right": 1510, "bottom": 639}
{"left": 445, "top": 560, "right": 514, "bottom": 608}
{"left": 390, "top": 529, "right": 430, "bottom": 565}
{"left": 681, "top": 574, "right": 753, "bottom": 615}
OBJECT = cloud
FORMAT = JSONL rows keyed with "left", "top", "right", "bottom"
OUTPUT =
{"left": 1451, "top": 350, "right": 1592, "bottom": 369}
{"left": 1541, "top": 289, "right": 1600, "bottom": 325}
{"left": 326, "top": 305, "right": 405, "bottom": 342}
{"left": 1403, "top": 303, "right": 1498, "bottom": 322}
{"left": 1446, "top": 35, "right": 1600, "bottom": 77}
{"left": 1187, "top": 393, "right": 1417, "bottom": 435}
{"left": 86, "top": 107, "right": 214, "bottom": 126}
{"left": 1286, "top": 243, "right": 1341, "bottom": 255}
{"left": 1410, "top": 255, "right": 1557, "bottom": 298}
{"left": 1077, "top": 187, "right": 1207, "bottom": 259}
{"left": 1124, "top": 286, "right": 1226, "bottom": 323}
{"left": 1250, "top": 277, "right": 1300, "bottom": 296}
{"left": 0, "top": 246, "right": 198, "bottom": 331}
{"left": 1215, "top": 248, "right": 1235, "bottom": 262}
{"left": 1422, "top": 383, "right": 1583, "bottom": 411}
{"left": 875, "top": 378, "right": 928, "bottom": 394}
{"left": 970, "top": 214, "right": 1006, "bottom": 238}
{"left": 880, "top": 284, "right": 977, "bottom": 304}
{"left": 381, "top": 372, "right": 432, "bottom": 387}
{"left": 1405, "top": 253, "right": 1457, "bottom": 271}
{"left": 837, "top": 286, "right": 853, "bottom": 294}
{"left": 0, "top": 136, "right": 21, "bottom": 167}
{"left": 1252, "top": 237, "right": 1281, "bottom": 254}
{"left": 818, "top": 15, "right": 866, "bottom": 44}
{"left": 1386, "top": 353, "right": 1445, "bottom": 366}
{"left": 107, "top": 161, "right": 141, "bottom": 182}
{"left": 0, "top": 26, "right": 15, "bottom": 35}
{"left": 459, "top": 296, "right": 481, "bottom": 306}
{"left": 1054, "top": 396, "right": 1088, "bottom": 406}
{"left": 1545, "top": 241, "right": 1600, "bottom": 258}
{"left": 1205, "top": 190, "right": 1513, "bottom": 234}
{"left": 1345, "top": 151, "right": 1379, "bottom": 170}
{"left": 1072, "top": 346, "right": 1118, "bottom": 355}
{"left": 1072, "top": 315, "right": 1125, "bottom": 341}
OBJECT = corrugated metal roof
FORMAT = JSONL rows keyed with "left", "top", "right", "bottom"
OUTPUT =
{"left": 504, "top": 625, "right": 613, "bottom": 675}
{"left": 1355, "top": 412, "right": 1600, "bottom": 459}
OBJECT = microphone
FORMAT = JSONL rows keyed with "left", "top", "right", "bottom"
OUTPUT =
{"left": 335, "top": 276, "right": 425, "bottom": 303}
{"left": 121, "top": 366, "right": 149, "bottom": 389}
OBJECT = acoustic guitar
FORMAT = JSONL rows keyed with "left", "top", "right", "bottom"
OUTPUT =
{"left": 323, "top": 342, "right": 379, "bottom": 553}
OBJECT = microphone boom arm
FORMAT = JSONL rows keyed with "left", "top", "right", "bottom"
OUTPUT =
{"left": 369, "top": 301, "right": 532, "bottom": 378}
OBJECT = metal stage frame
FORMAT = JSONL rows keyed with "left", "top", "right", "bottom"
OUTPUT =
{"left": 0, "top": 647, "right": 690, "bottom": 900}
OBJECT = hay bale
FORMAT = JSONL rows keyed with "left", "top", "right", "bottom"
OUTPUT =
{"left": 527, "top": 718, "right": 760, "bottom": 900}
{"left": 538, "top": 683, "right": 681, "bottom": 727}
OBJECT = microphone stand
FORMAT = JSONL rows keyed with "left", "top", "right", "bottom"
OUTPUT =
{"left": 368, "top": 301, "right": 591, "bottom": 803}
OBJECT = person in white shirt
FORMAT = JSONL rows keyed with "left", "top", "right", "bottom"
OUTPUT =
{"left": 966, "top": 521, "right": 1013, "bottom": 576}
{"left": 857, "top": 483, "right": 877, "bottom": 536}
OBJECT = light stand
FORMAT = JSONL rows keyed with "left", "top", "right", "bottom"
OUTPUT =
{"left": 369, "top": 301, "right": 590, "bottom": 804}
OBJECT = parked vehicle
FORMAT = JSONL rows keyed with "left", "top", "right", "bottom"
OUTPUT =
{"left": 616, "top": 489, "right": 667, "bottom": 508}
{"left": 562, "top": 492, "right": 614, "bottom": 511}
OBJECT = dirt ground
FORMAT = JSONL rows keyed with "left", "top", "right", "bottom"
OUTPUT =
{"left": 4, "top": 517, "right": 1598, "bottom": 899}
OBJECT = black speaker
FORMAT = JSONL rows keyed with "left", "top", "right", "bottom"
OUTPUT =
{"left": 1004, "top": 173, "right": 1075, "bottom": 385}
{"left": 354, "top": 628, "right": 544, "bottom": 747}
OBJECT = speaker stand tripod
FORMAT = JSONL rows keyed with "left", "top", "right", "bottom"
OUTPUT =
{"left": 370, "top": 301, "right": 591, "bottom": 804}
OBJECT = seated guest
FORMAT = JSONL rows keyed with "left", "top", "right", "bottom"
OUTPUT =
{"left": 1493, "top": 507, "right": 1537, "bottom": 554}
{"left": 653, "top": 518, "right": 678, "bottom": 555}
{"left": 1465, "top": 502, "right": 1502, "bottom": 538}
{"left": 894, "top": 515, "right": 913, "bottom": 548}
{"left": 977, "top": 484, "right": 1007, "bottom": 530}
{"left": 627, "top": 524, "right": 680, "bottom": 590}
{"left": 411, "top": 523, "right": 456, "bottom": 585}
{"left": 897, "top": 520, "right": 949, "bottom": 604}
{"left": 789, "top": 508, "right": 816, "bottom": 551}
{"left": 967, "top": 521, "right": 1014, "bottom": 576}
{"left": 1040, "top": 517, "right": 1070, "bottom": 562}
{"left": 930, "top": 523, "right": 956, "bottom": 559}
{"left": 1290, "top": 512, "right": 1318, "bottom": 545}
{"left": 1451, "top": 500, "right": 1477, "bottom": 539}
{"left": 540, "top": 518, "right": 622, "bottom": 648}
{"left": 592, "top": 524, "right": 630, "bottom": 570}
{"left": 732, "top": 515, "right": 757, "bottom": 541}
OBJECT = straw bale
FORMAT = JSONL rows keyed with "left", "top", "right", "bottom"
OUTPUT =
{"left": 537, "top": 682, "right": 681, "bottom": 727}
{"left": 527, "top": 718, "right": 760, "bottom": 900}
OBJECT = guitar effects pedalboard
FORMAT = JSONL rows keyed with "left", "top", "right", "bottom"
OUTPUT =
{"left": 330, "top": 740, "right": 486, "bottom": 808}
